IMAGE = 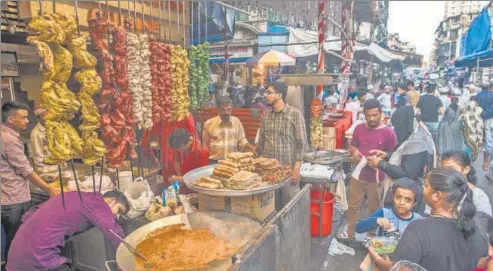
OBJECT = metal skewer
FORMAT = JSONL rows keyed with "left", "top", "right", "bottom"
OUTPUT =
{"left": 58, "top": 165, "right": 66, "bottom": 210}
{"left": 118, "top": 0, "right": 122, "bottom": 27}
{"left": 134, "top": 1, "right": 137, "bottom": 33}
{"left": 99, "top": 157, "right": 105, "bottom": 192}
{"left": 38, "top": 1, "right": 42, "bottom": 15}
{"left": 158, "top": 0, "right": 162, "bottom": 40}
{"left": 70, "top": 160, "right": 84, "bottom": 203}
{"left": 167, "top": 0, "right": 171, "bottom": 41}
{"left": 92, "top": 166, "right": 96, "bottom": 195}
{"left": 183, "top": 0, "right": 186, "bottom": 47}
{"left": 116, "top": 168, "right": 120, "bottom": 190}
{"left": 74, "top": 1, "right": 81, "bottom": 36}
{"left": 149, "top": 0, "right": 153, "bottom": 36}
{"left": 141, "top": 0, "right": 145, "bottom": 33}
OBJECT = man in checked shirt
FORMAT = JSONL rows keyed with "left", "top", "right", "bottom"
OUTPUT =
{"left": 257, "top": 81, "right": 308, "bottom": 206}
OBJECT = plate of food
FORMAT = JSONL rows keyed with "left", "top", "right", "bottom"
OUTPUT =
{"left": 183, "top": 153, "right": 292, "bottom": 197}
{"left": 366, "top": 236, "right": 398, "bottom": 254}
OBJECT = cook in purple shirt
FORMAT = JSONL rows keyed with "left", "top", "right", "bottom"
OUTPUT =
{"left": 6, "top": 191, "right": 129, "bottom": 271}
{"left": 345, "top": 99, "right": 397, "bottom": 241}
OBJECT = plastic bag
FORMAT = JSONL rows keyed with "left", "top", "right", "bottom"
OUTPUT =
{"left": 122, "top": 177, "right": 154, "bottom": 219}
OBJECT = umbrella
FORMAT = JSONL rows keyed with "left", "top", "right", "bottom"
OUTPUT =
{"left": 247, "top": 50, "right": 296, "bottom": 67}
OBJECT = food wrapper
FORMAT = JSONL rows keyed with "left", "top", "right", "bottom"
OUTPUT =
{"left": 161, "top": 181, "right": 181, "bottom": 208}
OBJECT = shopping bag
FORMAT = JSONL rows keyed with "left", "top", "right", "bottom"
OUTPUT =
{"left": 122, "top": 177, "right": 154, "bottom": 219}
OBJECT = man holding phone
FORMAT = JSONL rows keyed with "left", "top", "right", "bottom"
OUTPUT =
{"left": 343, "top": 99, "right": 397, "bottom": 244}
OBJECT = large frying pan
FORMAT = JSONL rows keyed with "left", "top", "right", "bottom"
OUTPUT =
{"left": 115, "top": 212, "right": 261, "bottom": 271}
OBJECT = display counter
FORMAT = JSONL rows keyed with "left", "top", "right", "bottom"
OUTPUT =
{"left": 323, "top": 111, "right": 352, "bottom": 149}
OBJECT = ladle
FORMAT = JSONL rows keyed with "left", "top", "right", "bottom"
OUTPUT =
{"left": 109, "top": 229, "right": 154, "bottom": 269}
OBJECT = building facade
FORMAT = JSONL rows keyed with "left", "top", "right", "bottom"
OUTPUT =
{"left": 444, "top": 1, "right": 488, "bottom": 18}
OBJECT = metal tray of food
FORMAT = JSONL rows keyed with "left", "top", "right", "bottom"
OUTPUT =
{"left": 116, "top": 212, "right": 261, "bottom": 271}
{"left": 303, "top": 150, "right": 348, "bottom": 165}
{"left": 183, "top": 165, "right": 290, "bottom": 197}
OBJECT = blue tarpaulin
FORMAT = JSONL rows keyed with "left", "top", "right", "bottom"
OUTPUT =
{"left": 455, "top": 49, "right": 493, "bottom": 67}
{"left": 191, "top": 1, "right": 236, "bottom": 45}
{"left": 463, "top": 8, "right": 491, "bottom": 56}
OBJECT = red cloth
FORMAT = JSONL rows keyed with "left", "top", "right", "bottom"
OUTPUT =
{"left": 141, "top": 113, "right": 196, "bottom": 178}
{"left": 325, "top": 111, "right": 352, "bottom": 148}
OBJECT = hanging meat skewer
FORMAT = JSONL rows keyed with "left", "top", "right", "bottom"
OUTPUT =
{"left": 89, "top": 5, "right": 137, "bottom": 170}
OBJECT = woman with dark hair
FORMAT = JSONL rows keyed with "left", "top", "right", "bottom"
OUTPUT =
{"left": 441, "top": 150, "right": 492, "bottom": 216}
{"left": 437, "top": 97, "right": 465, "bottom": 155}
{"left": 368, "top": 167, "right": 489, "bottom": 271}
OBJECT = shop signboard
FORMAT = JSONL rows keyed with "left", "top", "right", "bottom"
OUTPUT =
{"left": 209, "top": 45, "right": 254, "bottom": 62}
{"left": 1, "top": 52, "right": 19, "bottom": 77}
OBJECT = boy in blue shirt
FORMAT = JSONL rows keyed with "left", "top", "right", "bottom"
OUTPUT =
{"left": 355, "top": 178, "right": 423, "bottom": 239}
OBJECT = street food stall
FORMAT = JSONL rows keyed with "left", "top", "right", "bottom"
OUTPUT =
{"left": 16, "top": 1, "right": 313, "bottom": 271}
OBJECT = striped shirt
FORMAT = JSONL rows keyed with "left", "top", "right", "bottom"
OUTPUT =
{"left": 257, "top": 105, "right": 307, "bottom": 166}
{"left": 203, "top": 116, "right": 249, "bottom": 160}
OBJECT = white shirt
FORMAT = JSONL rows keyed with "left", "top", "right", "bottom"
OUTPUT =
{"left": 30, "top": 123, "right": 59, "bottom": 175}
{"left": 377, "top": 93, "right": 392, "bottom": 112}
{"left": 366, "top": 93, "right": 375, "bottom": 100}
{"left": 345, "top": 101, "right": 362, "bottom": 123}
{"left": 439, "top": 95, "right": 451, "bottom": 110}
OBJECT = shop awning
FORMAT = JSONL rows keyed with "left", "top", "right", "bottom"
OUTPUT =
{"left": 455, "top": 49, "right": 493, "bottom": 67}
{"left": 354, "top": 43, "right": 405, "bottom": 63}
{"left": 286, "top": 27, "right": 366, "bottom": 57}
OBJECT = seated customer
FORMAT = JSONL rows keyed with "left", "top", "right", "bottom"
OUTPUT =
{"left": 355, "top": 178, "right": 423, "bottom": 239}
{"left": 6, "top": 190, "right": 129, "bottom": 271}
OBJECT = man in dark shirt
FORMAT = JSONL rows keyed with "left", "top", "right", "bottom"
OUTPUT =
{"left": 476, "top": 81, "right": 493, "bottom": 171}
{"left": 346, "top": 99, "right": 397, "bottom": 241}
{"left": 417, "top": 84, "right": 443, "bottom": 133}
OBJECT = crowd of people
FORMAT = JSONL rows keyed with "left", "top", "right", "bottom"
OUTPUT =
{"left": 335, "top": 78, "right": 493, "bottom": 271}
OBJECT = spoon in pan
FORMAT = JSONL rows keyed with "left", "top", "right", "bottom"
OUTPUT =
{"left": 109, "top": 229, "right": 154, "bottom": 269}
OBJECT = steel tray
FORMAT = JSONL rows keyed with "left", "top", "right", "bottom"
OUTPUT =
{"left": 303, "top": 150, "right": 347, "bottom": 165}
{"left": 183, "top": 165, "right": 290, "bottom": 197}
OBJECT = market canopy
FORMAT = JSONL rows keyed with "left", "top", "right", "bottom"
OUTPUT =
{"left": 455, "top": 49, "right": 493, "bottom": 67}
{"left": 246, "top": 50, "right": 296, "bottom": 67}
{"left": 354, "top": 43, "right": 405, "bottom": 63}
{"left": 286, "top": 28, "right": 402, "bottom": 63}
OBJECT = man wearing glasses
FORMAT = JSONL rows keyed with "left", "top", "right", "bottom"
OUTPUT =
{"left": 257, "top": 81, "right": 308, "bottom": 206}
